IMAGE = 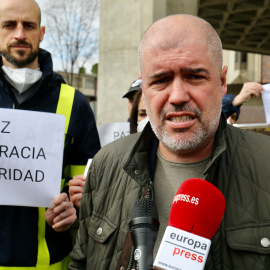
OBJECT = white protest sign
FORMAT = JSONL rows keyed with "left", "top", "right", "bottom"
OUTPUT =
{"left": 262, "top": 83, "right": 270, "bottom": 124}
{"left": 84, "top": 158, "right": 93, "bottom": 176}
{"left": 98, "top": 122, "right": 130, "bottom": 147}
{"left": 0, "top": 108, "right": 65, "bottom": 208}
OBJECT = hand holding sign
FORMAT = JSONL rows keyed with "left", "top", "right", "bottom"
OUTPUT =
{"left": 69, "top": 174, "right": 86, "bottom": 209}
{"left": 45, "top": 193, "right": 76, "bottom": 232}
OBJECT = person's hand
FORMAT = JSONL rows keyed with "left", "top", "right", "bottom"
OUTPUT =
{"left": 232, "top": 82, "right": 263, "bottom": 107}
{"left": 69, "top": 174, "right": 86, "bottom": 209}
{"left": 45, "top": 193, "right": 76, "bottom": 232}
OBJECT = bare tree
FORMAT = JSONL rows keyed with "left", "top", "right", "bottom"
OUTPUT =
{"left": 43, "top": 0, "right": 99, "bottom": 85}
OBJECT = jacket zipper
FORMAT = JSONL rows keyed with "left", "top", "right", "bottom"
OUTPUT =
{"left": 126, "top": 248, "right": 135, "bottom": 270}
{"left": 126, "top": 181, "right": 154, "bottom": 270}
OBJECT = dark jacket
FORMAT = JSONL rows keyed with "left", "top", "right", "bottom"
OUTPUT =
{"left": 69, "top": 115, "right": 270, "bottom": 270}
{"left": 0, "top": 49, "right": 101, "bottom": 268}
{"left": 222, "top": 94, "right": 241, "bottom": 120}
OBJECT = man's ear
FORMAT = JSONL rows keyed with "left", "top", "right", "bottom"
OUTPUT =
{"left": 221, "top": 65, "right": 228, "bottom": 97}
{"left": 39, "top": 26, "right": 45, "bottom": 43}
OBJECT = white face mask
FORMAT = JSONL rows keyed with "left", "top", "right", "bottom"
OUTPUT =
{"left": 2, "top": 65, "right": 42, "bottom": 94}
{"left": 137, "top": 116, "right": 149, "bottom": 132}
{"left": 227, "top": 119, "right": 231, "bottom": 125}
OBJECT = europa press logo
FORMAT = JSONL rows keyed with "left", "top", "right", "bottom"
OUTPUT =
{"left": 134, "top": 249, "right": 142, "bottom": 261}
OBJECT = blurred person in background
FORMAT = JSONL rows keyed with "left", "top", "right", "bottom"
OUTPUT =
{"left": 222, "top": 94, "right": 240, "bottom": 125}
{"left": 222, "top": 82, "right": 263, "bottom": 125}
{"left": 122, "top": 78, "right": 141, "bottom": 119}
{"left": 129, "top": 89, "right": 148, "bottom": 133}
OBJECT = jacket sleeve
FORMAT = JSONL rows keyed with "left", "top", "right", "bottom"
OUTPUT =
{"left": 222, "top": 94, "right": 241, "bottom": 119}
{"left": 68, "top": 157, "right": 97, "bottom": 269}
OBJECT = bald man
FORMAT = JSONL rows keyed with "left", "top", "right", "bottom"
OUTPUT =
{"left": 0, "top": 0, "right": 100, "bottom": 269}
{"left": 69, "top": 14, "right": 270, "bottom": 270}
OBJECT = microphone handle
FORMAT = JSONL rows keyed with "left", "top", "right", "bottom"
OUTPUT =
{"left": 130, "top": 227, "right": 158, "bottom": 270}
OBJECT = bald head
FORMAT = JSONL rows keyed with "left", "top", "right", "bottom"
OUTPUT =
{"left": 0, "top": 0, "right": 41, "bottom": 25}
{"left": 27, "top": 0, "right": 42, "bottom": 25}
{"left": 34, "top": 0, "right": 42, "bottom": 25}
{"left": 0, "top": 0, "right": 45, "bottom": 69}
{"left": 138, "top": 14, "right": 223, "bottom": 73}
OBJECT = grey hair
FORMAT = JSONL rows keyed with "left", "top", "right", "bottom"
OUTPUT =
{"left": 138, "top": 14, "right": 223, "bottom": 73}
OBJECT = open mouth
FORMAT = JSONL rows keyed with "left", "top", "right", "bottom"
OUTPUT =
{"left": 170, "top": 115, "right": 194, "bottom": 122}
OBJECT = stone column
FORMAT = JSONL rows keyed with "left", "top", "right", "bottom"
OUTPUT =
{"left": 97, "top": 0, "right": 198, "bottom": 125}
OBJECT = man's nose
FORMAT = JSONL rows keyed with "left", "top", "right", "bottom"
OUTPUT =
{"left": 168, "top": 78, "right": 190, "bottom": 105}
{"left": 14, "top": 26, "right": 26, "bottom": 40}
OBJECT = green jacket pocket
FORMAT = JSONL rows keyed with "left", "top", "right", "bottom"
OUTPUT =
{"left": 226, "top": 222, "right": 270, "bottom": 254}
{"left": 88, "top": 211, "right": 118, "bottom": 244}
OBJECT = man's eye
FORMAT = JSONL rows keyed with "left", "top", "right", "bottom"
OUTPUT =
{"left": 25, "top": 24, "right": 35, "bottom": 29}
{"left": 3, "top": 23, "right": 13, "bottom": 28}
{"left": 153, "top": 77, "right": 170, "bottom": 85}
{"left": 189, "top": 74, "right": 205, "bottom": 80}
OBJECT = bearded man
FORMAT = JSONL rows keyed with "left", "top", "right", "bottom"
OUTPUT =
{"left": 69, "top": 14, "right": 270, "bottom": 270}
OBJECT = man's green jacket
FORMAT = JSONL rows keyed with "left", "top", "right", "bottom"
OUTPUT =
{"left": 69, "top": 115, "right": 270, "bottom": 270}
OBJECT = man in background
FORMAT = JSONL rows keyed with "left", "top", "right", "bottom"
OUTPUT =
{"left": 122, "top": 78, "right": 142, "bottom": 118}
{"left": 0, "top": 0, "right": 100, "bottom": 269}
{"left": 222, "top": 82, "right": 263, "bottom": 125}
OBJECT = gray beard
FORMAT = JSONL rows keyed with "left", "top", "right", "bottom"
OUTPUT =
{"left": 148, "top": 105, "right": 221, "bottom": 153}
{"left": 153, "top": 123, "right": 215, "bottom": 152}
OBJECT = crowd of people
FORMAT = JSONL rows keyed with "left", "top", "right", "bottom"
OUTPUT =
{"left": 1, "top": 1, "right": 270, "bottom": 270}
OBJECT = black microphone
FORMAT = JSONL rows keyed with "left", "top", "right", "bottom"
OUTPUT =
{"left": 129, "top": 198, "right": 160, "bottom": 270}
